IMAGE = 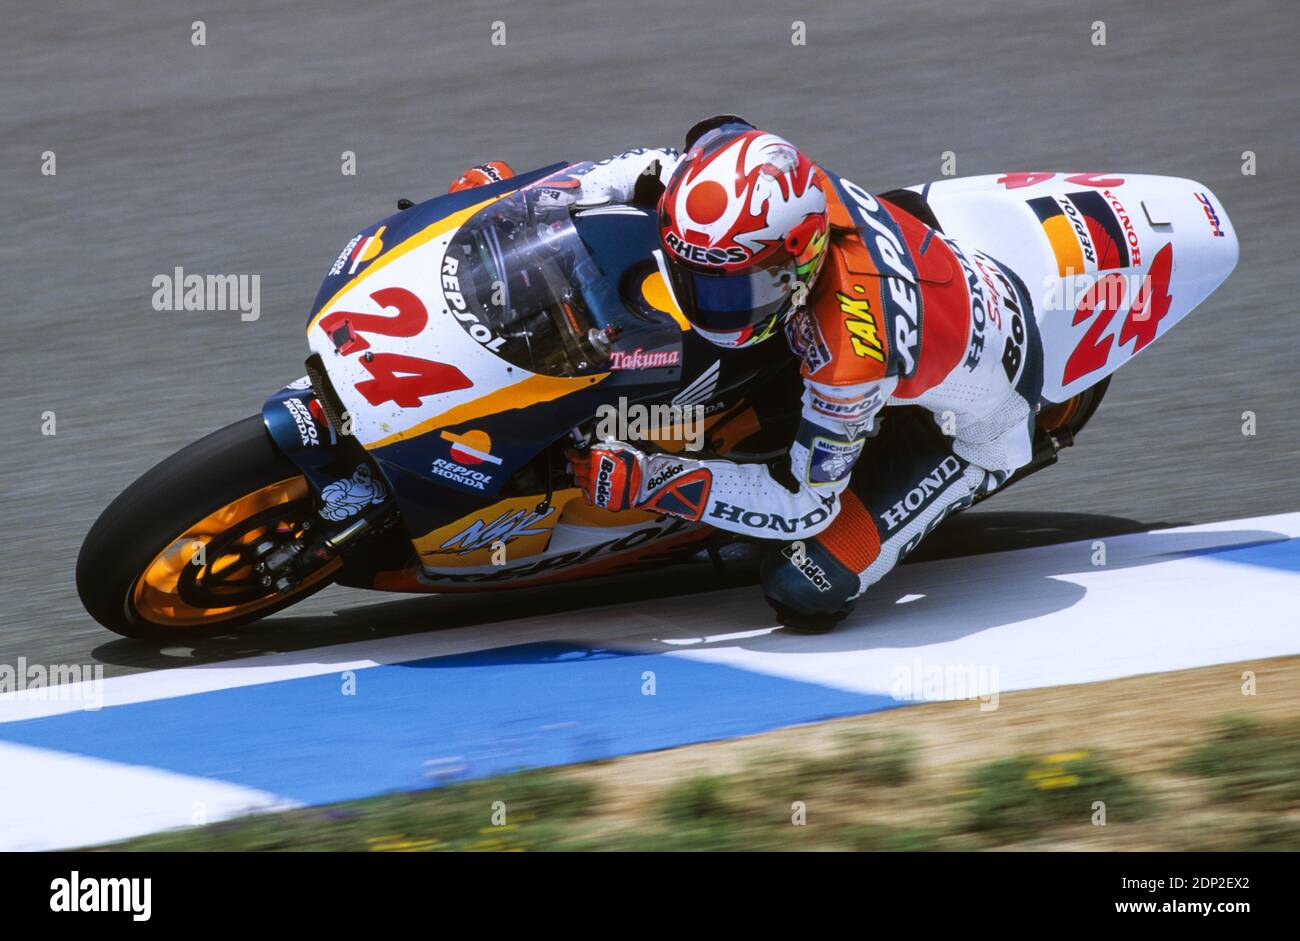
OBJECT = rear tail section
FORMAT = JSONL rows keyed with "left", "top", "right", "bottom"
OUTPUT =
{"left": 915, "top": 173, "right": 1239, "bottom": 403}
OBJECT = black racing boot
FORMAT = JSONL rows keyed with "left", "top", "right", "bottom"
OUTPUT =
{"left": 766, "top": 598, "right": 853, "bottom": 635}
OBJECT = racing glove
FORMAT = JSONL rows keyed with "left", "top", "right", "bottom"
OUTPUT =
{"left": 448, "top": 161, "right": 515, "bottom": 193}
{"left": 571, "top": 148, "right": 680, "bottom": 208}
{"left": 569, "top": 441, "right": 714, "bottom": 521}
{"left": 569, "top": 442, "right": 644, "bottom": 512}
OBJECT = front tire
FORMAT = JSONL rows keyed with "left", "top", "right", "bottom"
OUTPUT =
{"left": 76, "top": 416, "right": 341, "bottom": 640}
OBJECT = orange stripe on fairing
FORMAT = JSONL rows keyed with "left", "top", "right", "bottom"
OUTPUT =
{"left": 557, "top": 499, "right": 660, "bottom": 527}
{"left": 1041, "top": 215, "right": 1084, "bottom": 277}
{"left": 816, "top": 490, "right": 881, "bottom": 573}
{"left": 368, "top": 371, "right": 608, "bottom": 450}
{"left": 307, "top": 195, "right": 502, "bottom": 333}
{"left": 641, "top": 271, "right": 690, "bottom": 331}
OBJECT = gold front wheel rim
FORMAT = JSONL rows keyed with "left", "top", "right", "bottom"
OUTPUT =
{"left": 131, "top": 477, "right": 340, "bottom": 628}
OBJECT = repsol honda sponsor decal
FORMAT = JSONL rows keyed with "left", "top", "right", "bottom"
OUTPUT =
{"left": 329, "top": 233, "right": 364, "bottom": 277}
{"left": 1027, "top": 195, "right": 1098, "bottom": 276}
{"left": 431, "top": 429, "right": 504, "bottom": 491}
{"left": 1059, "top": 190, "right": 1139, "bottom": 270}
{"left": 879, "top": 455, "right": 964, "bottom": 531}
{"left": 329, "top": 226, "right": 387, "bottom": 278}
{"left": 809, "top": 388, "right": 881, "bottom": 424}
{"left": 441, "top": 255, "right": 506, "bottom": 351}
{"left": 831, "top": 175, "right": 922, "bottom": 377}
{"left": 430, "top": 458, "right": 494, "bottom": 491}
{"left": 283, "top": 396, "right": 321, "bottom": 446}
{"left": 1100, "top": 189, "right": 1142, "bottom": 267}
{"left": 442, "top": 429, "right": 502, "bottom": 466}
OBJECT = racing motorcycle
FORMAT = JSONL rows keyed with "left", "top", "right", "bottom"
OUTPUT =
{"left": 76, "top": 163, "right": 1238, "bottom": 639}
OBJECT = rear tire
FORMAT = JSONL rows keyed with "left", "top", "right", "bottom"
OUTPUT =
{"left": 1038, "top": 374, "right": 1111, "bottom": 439}
{"left": 971, "top": 377, "right": 1113, "bottom": 504}
{"left": 76, "top": 416, "right": 340, "bottom": 640}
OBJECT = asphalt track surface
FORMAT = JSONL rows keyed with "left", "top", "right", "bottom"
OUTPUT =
{"left": 2, "top": 0, "right": 1298, "bottom": 674}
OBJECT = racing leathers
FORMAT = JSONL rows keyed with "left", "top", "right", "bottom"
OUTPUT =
{"left": 566, "top": 150, "right": 1044, "bottom": 627}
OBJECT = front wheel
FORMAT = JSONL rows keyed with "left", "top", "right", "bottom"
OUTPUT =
{"left": 76, "top": 416, "right": 341, "bottom": 640}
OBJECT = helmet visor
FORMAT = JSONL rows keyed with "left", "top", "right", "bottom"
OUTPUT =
{"left": 667, "top": 259, "right": 795, "bottom": 333}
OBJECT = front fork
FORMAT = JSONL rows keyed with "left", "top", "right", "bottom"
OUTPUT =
{"left": 259, "top": 377, "right": 399, "bottom": 589}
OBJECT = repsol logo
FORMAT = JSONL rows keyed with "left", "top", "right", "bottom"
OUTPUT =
{"left": 283, "top": 397, "right": 319, "bottom": 446}
{"left": 880, "top": 456, "right": 964, "bottom": 531}
{"left": 1060, "top": 199, "right": 1097, "bottom": 263}
{"left": 441, "top": 255, "right": 506, "bottom": 351}
{"left": 663, "top": 230, "right": 750, "bottom": 266}
{"left": 708, "top": 501, "right": 831, "bottom": 534}
{"left": 838, "top": 179, "right": 921, "bottom": 375}
{"left": 430, "top": 457, "right": 493, "bottom": 490}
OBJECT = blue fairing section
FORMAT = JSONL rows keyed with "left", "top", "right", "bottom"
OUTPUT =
{"left": 260, "top": 384, "right": 364, "bottom": 497}
{"left": 307, "top": 162, "right": 569, "bottom": 322}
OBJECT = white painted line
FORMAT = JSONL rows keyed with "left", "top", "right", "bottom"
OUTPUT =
{"left": 0, "top": 742, "right": 299, "bottom": 851}
{"left": 2, "top": 511, "right": 1296, "bottom": 723}
{"left": 673, "top": 518, "right": 1299, "bottom": 698}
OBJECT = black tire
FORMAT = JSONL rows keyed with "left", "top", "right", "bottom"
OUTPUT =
{"left": 970, "top": 376, "right": 1114, "bottom": 505}
{"left": 1064, "top": 374, "right": 1111, "bottom": 437}
{"left": 76, "top": 416, "right": 339, "bottom": 640}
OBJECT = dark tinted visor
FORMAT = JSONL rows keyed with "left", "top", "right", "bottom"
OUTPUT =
{"left": 667, "top": 261, "right": 795, "bottom": 333}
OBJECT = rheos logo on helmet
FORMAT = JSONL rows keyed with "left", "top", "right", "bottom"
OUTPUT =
{"left": 662, "top": 231, "right": 750, "bottom": 267}
{"left": 661, "top": 131, "right": 825, "bottom": 270}
{"left": 657, "top": 127, "right": 830, "bottom": 349}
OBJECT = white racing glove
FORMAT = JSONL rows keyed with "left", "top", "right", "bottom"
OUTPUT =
{"left": 572, "top": 148, "right": 680, "bottom": 208}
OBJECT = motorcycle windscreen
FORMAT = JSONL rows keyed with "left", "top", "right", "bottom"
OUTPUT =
{"left": 444, "top": 188, "right": 679, "bottom": 379}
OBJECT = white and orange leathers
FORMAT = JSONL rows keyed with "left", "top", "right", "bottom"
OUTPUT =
{"left": 587, "top": 164, "right": 1036, "bottom": 533}
{"left": 560, "top": 149, "right": 1042, "bottom": 613}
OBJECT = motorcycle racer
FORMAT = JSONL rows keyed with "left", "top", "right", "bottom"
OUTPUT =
{"left": 461, "top": 117, "right": 1044, "bottom": 632}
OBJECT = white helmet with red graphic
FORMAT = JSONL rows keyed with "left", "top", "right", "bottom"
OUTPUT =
{"left": 658, "top": 117, "right": 829, "bottom": 348}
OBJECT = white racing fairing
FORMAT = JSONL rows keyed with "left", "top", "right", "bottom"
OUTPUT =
{"left": 305, "top": 182, "right": 710, "bottom": 586}
{"left": 306, "top": 196, "right": 591, "bottom": 451}
{"left": 911, "top": 173, "right": 1238, "bottom": 403}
